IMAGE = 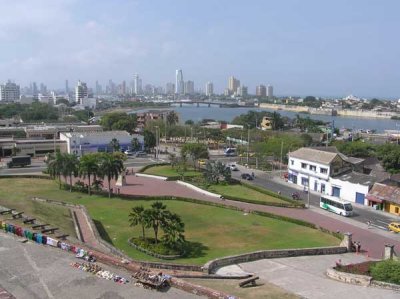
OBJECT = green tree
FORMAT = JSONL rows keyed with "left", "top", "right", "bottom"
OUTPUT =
{"left": 108, "top": 138, "right": 120, "bottom": 153}
{"left": 100, "top": 112, "right": 137, "bottom": 132}
{"left": 204, "top": 161, "right": 231, "bottom": 184}
{"left": 46, "top": 151, "right": 64, "bottom": 189}
{"left": 61, "top": 153, "right": 79, "bottom": 192}
{"left": 185, "top": 120, "right": 194, "bottom": 125}
{"left": 79, "top": 153, "right": 100, "bottom": 195}
{"left": 271, "top": 112, "right": 284, "bottom": 130}
{"left": 166, "top": 111, "right": 179, "bottom": 126}
{"left": 129, "top": 206, "right": 149, "bottom": 239}
{"left": 143, "top": 130, "right": 156, "bottom": 152}
{"left": 161, "top": 211, "right": 185, "bottom": 249}
{"left": 377, "top": 144, "right": 400, "bottom": 174}
{"left": 147, "top": 201, "right": 167, "bottom": 244}
{"left": 98, "top": 153, "right": 124, "bottom": 198}
{"left": 181, "top": 143, "right": 209, "bottom": 169}
{"left": 131, "top": 137, "right": 141, "bottom": 151}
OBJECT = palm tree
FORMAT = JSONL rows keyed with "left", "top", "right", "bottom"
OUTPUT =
{"left": 46, "top": 151, "right": 64, "bottom": 189}
{"left": 129, "top": 206, "right": 149, "bottom": 239}
{"left": 166, "top": 111, "right": 179, "bottom": 126}
{"left": 98, "top": 153, "right": 124, "bottom": 198}
{"left": 61, "top": 153, "right": 79, "bottom": 192}
{"left": 148, "top": 201, "right": 167, "bottom": 244}
{"left": 79, "top": 153, "right": 100, "bottom": 195}
{"left": 161, "top": 211, "right": 185, "bottom": 249}
{"left": 109, "top": 138, "right": 120, "bottom": 153}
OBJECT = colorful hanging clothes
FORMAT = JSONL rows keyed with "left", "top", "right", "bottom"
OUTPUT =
{"left": 36, "top": 233, "right": 42, "bottom": 244}
{"left": 41, "top": 235, "right": 47, "bottom": 245}
{"left": 46, "top": 237, "right": 58, "bottom": 247}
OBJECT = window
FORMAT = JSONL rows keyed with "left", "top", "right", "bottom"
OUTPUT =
{"left": 309, "top": 165, "right": 316, "bottom": 171}
{"left": 301, "top": 163, "right": 307, "bottom": 169}
{"left": 320, "top": 168, "right": 328, "bottom": 174}
{"left": 301, "top": 177, "right": 309, "bottom": 186}
{"left": 290, "top": 159, "right": 294, "bottom": 165}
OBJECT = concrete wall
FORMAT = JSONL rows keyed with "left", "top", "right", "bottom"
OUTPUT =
{"left": 203, "top": 246, "right": 347, "bottom": 274}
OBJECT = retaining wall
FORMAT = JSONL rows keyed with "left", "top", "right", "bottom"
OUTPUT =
{"left": 135, "top": 173, "right": 168, "bottom": 180}
{"left": 204, "top": 246, "right": 347, "bottom": 274}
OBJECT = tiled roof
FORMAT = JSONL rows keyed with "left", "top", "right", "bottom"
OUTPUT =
{"left": 289, "top": 147, "right": 338, "bottom": 165}
{"left": 332, "top": 171, "right": 376, "bottom": 186}
{"left": 367, "top": 183, "right": 400, "bottom": 205}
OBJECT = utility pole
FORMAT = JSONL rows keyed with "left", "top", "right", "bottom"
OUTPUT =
{"left": 279, "top": 141, "right": 283, "bottom": 178}
{"left": 307, "top": 174, "right": 311, "bottom": 208}
{"left": 247, "top": 127, "right": 250, "bottom": 165}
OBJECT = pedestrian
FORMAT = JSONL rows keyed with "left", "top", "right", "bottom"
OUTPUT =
{"left": 278, "top": 191, "right": 281, "bottom": 195}
{"left": 367, "top": 221, "right": 371, "bottom": 228}
{"left": 251, "top": 172, "right": 255, "bottom": 179}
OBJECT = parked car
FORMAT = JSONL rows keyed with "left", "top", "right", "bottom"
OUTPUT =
{"left": 388, "top": 222, "right": 400, "bottom": 233}
{"left": 241, "top": 173, "right": 253, "bottom": 180}
{"left": 228, "top": 163, "right": 239, "bottom": 171}
{"left": 135, "top": 151, "right": 147, "bottom": 157}
{"left": 124, "top": 150, "right": 134, "bottom": 156}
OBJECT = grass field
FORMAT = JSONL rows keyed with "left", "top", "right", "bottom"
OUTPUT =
{"left": 208, "top": 184, "right": 289, "bottom": 204}
{"left": 143, "top": 165, "right": 201, "bottom": 178}
{"left": 0, "top": 178, "right": 339, "bottom": 265}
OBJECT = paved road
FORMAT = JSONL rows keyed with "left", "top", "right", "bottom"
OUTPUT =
{"left": 0, "top": 231, "right": 198, "bottom": 299}
{"left": 217, "top": 253, "right": 399, "bottom": 299}
{"left": 211, "top": 157, "right": 399, "bottom": 232}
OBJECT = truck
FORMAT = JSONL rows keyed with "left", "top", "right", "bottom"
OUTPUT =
{"left": 7, "top": 156, "right": 32, "bottom": 168}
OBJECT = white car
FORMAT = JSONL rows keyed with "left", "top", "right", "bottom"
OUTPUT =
{"left": 228, "top": 163, "right": 239, "bottom": 171}
{"left": 124, "top": 150, "right": 134, "bottom": 156}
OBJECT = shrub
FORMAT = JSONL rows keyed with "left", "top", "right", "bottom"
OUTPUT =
{"left": 370, "top": 260, "right": 400, "bottom": 284}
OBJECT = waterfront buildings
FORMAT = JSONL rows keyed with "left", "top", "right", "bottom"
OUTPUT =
{"left": 237, "top": 86, "right": 248, "bottom": 97}
{"left": 184, "top": 80, "right": 194, "bottom": 95}
{"left": 256, "top": 85, "right": 266, "bottom": 97}
{"left": 65, "top": 80, "right": 69, "bottom": 94}
{"left": 267, "top": 85, "right": 274, "bottom": 98}
{"left": 205, "top": 82, "right": 214, "bottom": 96}
{"left": 166, "top": 83, "right": 175, "bottom": 95}
{"left": 75, "top": 80, "right": 88, "bottom": 103}
{"left": 0, "top": 81, "right": 20, "bottom": 102}
{"left": 228, "top": 76, "right": 240, "bottom": 95}
{"left": 175, "top": 69, "right": 184, "bottom": 95}
{"left": 133, "top": 74, "right": 142, "bottom": 95}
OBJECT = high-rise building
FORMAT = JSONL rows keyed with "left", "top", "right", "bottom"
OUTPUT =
{"left": 75, "top": 80, "right": 88, "bottom": 103}
{"left": 205, "top": 82, "right": 214, "bottom": 96}
{"left": 65, "top": 80, "right": 69, "bottom": 94}
{"left": 237, "top": 86, "right": 248, "bottom": 97}
{"left": 256, "top": 85, "right": 266, "bottom": 97}
{"left": 228, "top": 76, "right": 240, "bottom": 94}
{"left": 0, "top": 80, "right": 20, "bottom": 102}
{"left": 95, "top": 80, "right": 102, "bottom": 95}
{"left": 184, "top": 80, "right": 194, "bottom": 95}
{"left": 166, "top": 83, "right": 175, "bottom": 95}
{"left": 32, "top": 82, "right": 38, "bottom": 97}
{"left": 175, "top": 69, "right": 184, "bottom": 94}
{"left": 40, "top": 83, "right": 47, "bottom": 95}
{"left": 267, "top": 85, "right": 273, "bottom": 98}
{"left": 133, "top": 74, "right": 142, "bottom": 95}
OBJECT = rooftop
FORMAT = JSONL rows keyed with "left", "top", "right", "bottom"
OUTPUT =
{"left": 289, "top": 147, "right": 338, "bottom": 165}
{"left": 367, "top": 183, "right": 400, "bottom": 205}
{"left": 332, "top": 171, "right": 376, "bottom": 186}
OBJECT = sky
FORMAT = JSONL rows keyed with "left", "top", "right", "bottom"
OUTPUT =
{"left": 0, "top": 0, "right": 399, "bottom": 98}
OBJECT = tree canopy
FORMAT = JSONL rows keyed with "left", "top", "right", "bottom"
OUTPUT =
{"left": 100, "top": 112, "right": 137, "bottom": 132}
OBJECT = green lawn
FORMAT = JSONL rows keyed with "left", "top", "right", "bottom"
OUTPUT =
{"left": 208, "top": 183, "right": 289, "bottom": 204}
{"left": 0, "top": 178, "right": 339, "bottom": 265}
{"left": 143, "top": 165, "right": 201, "bottom": 178}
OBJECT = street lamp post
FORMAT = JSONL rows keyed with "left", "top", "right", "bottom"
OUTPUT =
{"left": 247, "top": 127, "right": 250, "bottom": 165}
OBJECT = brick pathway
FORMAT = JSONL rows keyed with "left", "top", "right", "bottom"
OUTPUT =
{"left": 71, "top": 174, "right": 400, "bottom": 259}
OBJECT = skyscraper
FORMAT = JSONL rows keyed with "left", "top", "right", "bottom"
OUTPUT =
{"left": 205, "top": 82, "right": 214, "bottom": 96}
{"left": 95, "top": 80, "right": 102, "bottom": 95}
{"left": 228, "top": 76, "right": 240, "bottom": 94}
{"left": 237, "top": 86, "right": 248, "bottom": 97}
{"left": 65, "top": 80, "right": 69, "bottom": 94}
{"left": 133, "top": 74, "right": 142, "bottom": 95}
{"left": 256, "top": 85, "right": 266, "bottom": 97}
{"left": 32, "top": 82, "right": 38, "bottom": 97}
{"left": 75, "top": 80, "right": 88, "bottom": 103}
{"left": 184, "top": 80, "right": 194, "bottom": 95}
{"left": 0, "top": 80, "right": 20, "bottom": 102}
{"left": 175, "top": 69, "right": 184, "bottom": 94}
{"left": 166, "top": 83, "right": 175, "bottom": 95}
{"left": 267, "top": 85, "right": 274, "bottom": 99}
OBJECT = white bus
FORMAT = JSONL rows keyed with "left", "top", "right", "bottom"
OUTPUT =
{"left": 320, "top": 195, "right": 353, "bottom": 217}
{"left": 224, "top": 147, "right": 237, "bottom": 157}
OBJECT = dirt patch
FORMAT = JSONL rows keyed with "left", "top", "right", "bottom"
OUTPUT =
{"left": 184, "top": 278, "right": 299, "bottom": 299}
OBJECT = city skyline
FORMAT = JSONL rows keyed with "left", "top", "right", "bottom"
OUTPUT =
{"left": 0, "top": 1, "right": 399, "bottom": 98}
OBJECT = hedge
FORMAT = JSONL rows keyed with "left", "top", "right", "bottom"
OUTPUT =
{"left": 137, "top": 163, "right": 170, "bottom": 173}
{"left": 218, "top": 194, "right": 305, "bottom": 208}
